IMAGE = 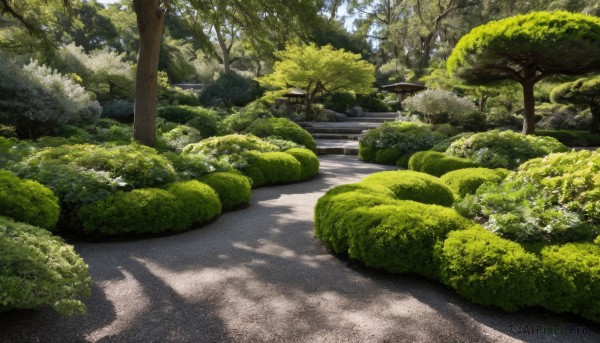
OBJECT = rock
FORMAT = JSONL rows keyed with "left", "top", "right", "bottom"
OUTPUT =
{"left": 347, "top": 106, "right": 364, "bottom": 117}
{"left": 334, "top": 112, "right": 348, "bottom": 121}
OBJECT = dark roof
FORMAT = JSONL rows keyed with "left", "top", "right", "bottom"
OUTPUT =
{"left": 380, "top": 82, "right": 427, "bottom": 94}
{"left": 283, "top": 88, "right": 307, "bottom": 97}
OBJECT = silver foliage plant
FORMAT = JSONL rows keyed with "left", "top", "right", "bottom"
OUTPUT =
{"left": 403, "top": 89, "right": 478, "bottom": 124}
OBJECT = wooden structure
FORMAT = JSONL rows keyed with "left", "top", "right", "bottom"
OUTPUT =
{"left": 380, "top": 82, "right": 427, "bottom": 110}
{"left": 276, "top": 88, "right": 307, "bottom": 113}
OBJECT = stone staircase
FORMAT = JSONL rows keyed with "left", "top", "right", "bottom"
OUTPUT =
{"left": 302, "top": 112, "right": 398, "bottom": 155}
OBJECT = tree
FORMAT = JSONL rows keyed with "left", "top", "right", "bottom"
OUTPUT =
{"left": 258, "top": 44, "right": 375, "bottom": 120}
{"left": 448, "top": 11, "right": 600, "bottom": 134}
{"left": 551, "top": 75, "right": 600, "bottom": 133}
{"left": 403, "top": 89, "right": 478, "bottom": 125}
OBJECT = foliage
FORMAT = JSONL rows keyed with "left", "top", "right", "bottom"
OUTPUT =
{"left": 183, "top": 134, "right": 278, "bottom": 170}
{"left": 78, "top": 181, "right": 221, "bottom": 236}
{"left": 243, "top": 118, "right": 317, "bottom": 152}
{"left": 440, "top": 168, "right": 508, "bottom": 199}
{"left": 101, "top": 100, "right": 134, "bottom": 120}
{"left": 0, "top": 170, "right": 59, "bottom": 230}
{"left": 157, "top": 105, "right": 220, "bottom": 138}
{"left": 432, "top": 132, "right": 474, "bottom": 152}
{"left": 551, "top": 75, "right": 600, "bottom": 132}
{"left": 200, "top": 71, "right": 261, "bottom": 109}
{"left": 198, "top": 172, "right": 251, "bottom": 211}
{"left": 163, "top": 152, "right": 232, "bottom": 180}
{"left": 361, "top": 170, "right": 454, "bottom": 207}
{"left": 446, "top": 129, "right": 569, "bottom": 169}
{"left": 403, "top": 90, "right": 479, "bottom": 125}
{"left": 320, "top": 91, "right": 356, "bottom": 113}
{"left": 436, "top": 226, "right": 542, "bottom": 311}
{"left": 284, "top": 148, "right": 320, "bottom": 180}
{"left": 536, "top": 130, "right": 600, "bottom": 147}
{"left": 359, "top": 122, "right": 443, "bottom": 165}
{"left": 246, "top": 152, "right": 302, "bottom": 188}
{"left": 218, "top": 104, "right": 274, "bottom": 134}
{"left": 408, "top": 151, "right": 480, "bottom": 177}
{"left": 0, "top": 216, "right": 91, "bottom": 316}
{"left": 262, "top": 137, "right": 301, "bottom": 151}
{"left": 159, "top": 125, "right": 203, "bottom": 152}
{"left": 0, "top": 57, "right": 101, "bottom": 138}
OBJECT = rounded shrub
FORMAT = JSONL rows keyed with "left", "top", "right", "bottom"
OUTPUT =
{"left": 440, "top": 168, "right": 508, "bottom": 199}
{"left": 436, "top": 226, "right": 542, "bottom": 311}
{"left": 446, "top": 129, "right": 569, "bottom": 169}
{"left": 408, "top": 151, "right": 480, "bottom": 177}
{"left": 0, "top": 170, "right": 60, "bottom": 230}
{"left": 246, "top": 152, "right": 302, "bottom": 188}
{"left": 539, "top": 243, "right": 600, "bottom": 322}
{"left": 361, "top": 170, "right": 454, "bottom": 207}
{"left": 359, "top": 122, "right": 443, "bottom": 165}
{"left": 344, "top": 202, "right": 471, "bottom": 278}
{"left": 244, "top": 118, "right": 317, "bottom": 153}
{"left": 157, "top": 105, "right": 220, "bottom": 138}
{"left": 0, "top": 216, "right": 91, "bottom": 316}
{"left": 284, "top": 148, "right": 319, "bottom": 179}
{"left": 198, "top": 172, "right": 251, "bottom": 211}
{"left": 159, "top": 125, "right": 203, "bottom": 152}
{"left": 166, "top": 180, "right": 222, "bottom": 226}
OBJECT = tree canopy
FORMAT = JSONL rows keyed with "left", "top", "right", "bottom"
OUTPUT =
{"left": 551, "top": 75, "right": 600, "bottom": 132}
{"left": 258, "top": 43, "right": 375, "bottom": 120}
{"left": 448, "top": 11, "right": 600, "bottom": 134}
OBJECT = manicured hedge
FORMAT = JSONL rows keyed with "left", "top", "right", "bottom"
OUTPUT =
{"left": 408, "top": 151, "right": 480, "bottom": 177}
{"left": 361, "top": 170, "right": 454, "bottom": 207}
{"left": 440, "top": 168, "right": 508, "bottom": 199}
{"left": 0, "top": 170, "right": 60, "bottom": 230}
{"left": 246, "top": 152, "right": 302, "bottom": 188}
{"left": 198, "top": 172, "right": 251, "bottom": 211}
{"left": 0, "top": 216, "right": 91, "bottom": 316}
{"left": 77, "top": 181, "right": 221, "bottom": 237}
{"left": 244, "top": 118, "right": 317, "bottom": 153}
{"left": 284, "top": 148, "right": 320, "bottom": 179}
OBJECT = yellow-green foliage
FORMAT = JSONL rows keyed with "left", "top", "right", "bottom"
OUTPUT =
{"left": 362, "top": 170, "right": 454, "bottom": 207}
{"left": 0, "top": 170, "right": 59, "bottom": 230}
{"left": 440, "top": 168, "right": 509, "bottom": 199}
{"left": 166, "top": 181, "right": 222, "bottom": 226}
{"left": 408, "top": 151, "right": 479, "bottom": 177}
{"left": 448, "top": 12, "right": 600, "bottom": 83}
{"left": 244, "top": 118, "right": 317, "bottom": 153}
{"left": 0, "top": 216, "right": 91, "bottom": 316}
{"left": 246, "top": 152, "right": 302, "bottom": 188}
{"left": 198, "top": 172, "right": 251, "bottom": 211}
{"left": 436, "top": 226, "right": 542, "bottom": 312}
{"left": 284, "top": 148, "right": 320, "bottom": 179}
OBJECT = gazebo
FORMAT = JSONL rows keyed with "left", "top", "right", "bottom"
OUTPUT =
{"left": 277, "top": 88, "right": 307, "bottom": 113}
{"left": 380, "top": 82, "right": 427, "bottom": 110}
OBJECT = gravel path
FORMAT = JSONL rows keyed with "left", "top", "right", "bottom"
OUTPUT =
{"left": 1, "top": 155, "right": 599, "bottom": 343}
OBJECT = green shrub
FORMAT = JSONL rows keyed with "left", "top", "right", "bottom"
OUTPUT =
{"left": 361, "top": 170, "right": 454, "bottom": 207}
{"left": 440, "top": 168, "right": 508, "bottom": 199}
{"left": 396, "top": 154, "right": 411, "bottom": 168}
{"left": 408, "top": 151, "right": 479, "bottom": 177}
{"left": 359, "top": 122, "right": 443, "bottom": 165}
{"left": 536, "top": 130, "right": 600, "bottom": 147}
{"left": 219, "top": 104, "right": 273, "bottom": 134}
{"left": 200, "top": 71, "right": 261, "bottom": 109}
{"left": 344, "top": 202, "right": 470, "bottom": 278}
{"left": 162, "top": 151, "right": 232, "bottom": 180}
{"left": 446, "top": 129, "right": 569, "bottom": 169}
{"left": 166, "top": 180, "right": 221, "bottom": 226}
{"left": 432, "top": 132, "right": 474, "bottom": 152}
{"left": 157, "top": 105, "right": 220, "bottom": 138}
{"left": 263, "top": 137, "right": 302, "bottom": 151}
{"left": 198, "top": 172, "right": 251, "bottom": 211}
{"left": 436, "top": 226, "right": 542, "bottom": 311}
{"left": 184, "top": 134, "right": 278, "bottom": 170}
{"left": 159, "top": 125, "right": 203, "bottom": 152}
{"left": 244, "top": 118, "right": 317, "bottom": 153}
{"left": 246, "top": 152, "right": 302, "bottom": 187}
{"left": 0, "top": 216, "right": 91, "bottom": 315}
{"left": 320, "top": 91, "right": 356, "bottom": 113}
{"left": 284, "top": 148, "right": 319, "bottom": 179}
{"left": 0, "top": 170, "right": 60, "bottom": 230}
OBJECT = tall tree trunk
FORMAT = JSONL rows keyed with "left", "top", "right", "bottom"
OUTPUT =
{"left": 479, "top": 93, "right": 489, "bottom": 112}
{"left": 215, "top": 24, "right": 231, "bottom": 73}
{"left": 133, "top": 0, "right": 167, "bottom": 146}
{"left": 521, "top": 79, "right": 536, "bottom": 135}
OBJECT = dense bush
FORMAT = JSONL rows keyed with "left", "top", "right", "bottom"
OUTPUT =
{"left": 446, "top": 129, "right": 569, "bottom": 169}
{"left": 183, "top": 134, "right": 278, "bottom": 169}
{"left": 162, "top": 151, "right": 232, "bottom": 180}
{"left": 432, "top": 132, "right": 474, "bottom": 152}
{"left": 159, "top": 125, "right": 203, "bottom": 152}
{"left": 536, "top": 130, "right": 600, "bottom": 147}
{"left": 0, "top": 170, "right": 60, "bottom": 230}
{"left": 408, "top": 151, "right": 479, "bottom": 177}
{"left": 246, "top": 152, "right": 302, "bottom": 188}
{"left": 0, "top": 57, "right": 101, "bottom": 138}
{"left": 320, "top": 91, "right": 356, "bottom": 113}
{"left": 0, "top": 216, "right": 91, "bottom": 315}
{"left": 263, "top": 137, "right": 302, "bottom": 151}
{"left": 361, "top": 170, "right": 454, "bottom": 207}
{"left": 200, "top": 71, "right": 261, "bottom": 109}
{"left": 359, "top": 122, "right": 443, "bottom": 165}
{"left": 244, "top": 118, "right": 317, "bottom": 152}
{"left": 219, "top": 105, "right": 274, "bottom": 134}
{"left": 436, "top": 226, "right": 542, "bottom": 311}
{"left": 198, "top": 172, "right": 251, "bottom": 211}
{"left": 78, "top": 181, "right": 221, "bottom": 236}
{"left": 440, "top": 168, "right": 508, "bottom": 199}
{"left": 157, "top": 105, "right": 220, "bottom": 138}
{"left": 284, "top": 148, "right": 320, "bottom": 179}
{"left": 403, "top": 89, "right": 480, "bottom": 126}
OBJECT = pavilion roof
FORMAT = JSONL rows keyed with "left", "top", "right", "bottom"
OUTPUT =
{"left": 380, "top": 82, "right": 427, "bottom": 94}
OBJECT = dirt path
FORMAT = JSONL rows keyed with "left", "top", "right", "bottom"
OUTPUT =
{"left": 1, "top": 155, "right": 598, "bottom": 343}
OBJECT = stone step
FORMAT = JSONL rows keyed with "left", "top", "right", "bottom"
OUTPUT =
{"left": 303, "top": 122, "right": 381, "bottom": 135}
{"left": 363, "top": 112, "right": 398, "bottom": 119}
{"left": 316, "top": 139, "right": 359, "bottom": 156}
{"left": 312, "top": 133, "right": 361, "bottom": 140}
{"left": 344, "top": 117, "right": 396, "bottom": 123}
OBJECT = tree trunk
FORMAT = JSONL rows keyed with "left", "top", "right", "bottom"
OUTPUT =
{"left": 305, "top": 96, "right": 314, "bottom": 121}
{"left": 215, "top": 24, "right": 231, "bottom": 73}
{"left": 521, "top": 80, "right": 536, "bottom": 135}
{"left": 479, "top": 93, "right": 489, "bottom": 112}
{"left": 133, "top": 0, "right": 167, "bottom": 146}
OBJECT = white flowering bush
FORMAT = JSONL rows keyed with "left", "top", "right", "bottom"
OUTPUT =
{"left": 0, "top": 55, "right": 101, "bottom": 138}
{"left": 404, "top": 90, "right": 480, "bottom": 127}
